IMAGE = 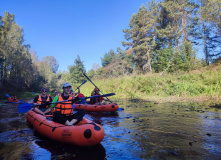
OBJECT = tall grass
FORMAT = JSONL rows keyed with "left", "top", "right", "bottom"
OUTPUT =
{"left": 78, "top": 64, "right": 221, "bottom": 102}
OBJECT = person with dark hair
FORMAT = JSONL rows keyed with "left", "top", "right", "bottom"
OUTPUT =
{"left": 30, "top": 87, "right": 52, "bottom": 115}
{"left": 90, "top": 87, "right": 109, "bottom": 105}
{"left": 44, "top": 82, "right": 85, "bottom": 126}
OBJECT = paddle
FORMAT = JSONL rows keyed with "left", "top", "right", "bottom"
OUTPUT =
{"left": 83, "top": 73, "right": 113, "bottom": 103}
{"left": 18, "top": 93, "right": 115, "bottom": 113}
{"left": 80, "top": 93, "right": 115, "bottom": 100}
{"left": 72, "top": 80, "right": 87, "bottom": 93}
{"left": 18, "top": 100, "right": 68, "bottom": 113}
{"left": 6, "top": 94, "right": 10, "bottom": 98}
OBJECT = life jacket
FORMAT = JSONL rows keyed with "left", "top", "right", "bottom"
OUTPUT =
{"left": 36, "top": 95, "right": 51, "bottom": 108}
{"left": 8, "top": 96, "right": 19, "bottom": 102}
{"left": 12, "top": 96, "right": 19, "bottom": 102}
{"left": 90, "top": 93, "right": 104, "bottom": 104}
{"left": 55, "top": 93, "right": 73, "bottom": 115}
{"left": 8, "top": 97, "right": 13, "bottom": 102}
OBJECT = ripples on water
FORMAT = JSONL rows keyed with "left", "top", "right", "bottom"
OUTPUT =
{"left": 0, "top": 100, "right": 221, "bottom": 160}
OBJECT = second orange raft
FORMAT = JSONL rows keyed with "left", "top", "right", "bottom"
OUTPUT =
{"left": 26, "top": 110, "right": 105, "bottom": 146}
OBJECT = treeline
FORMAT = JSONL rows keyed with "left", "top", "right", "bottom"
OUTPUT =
{"left": 0, "top": 12, "right": 64, "bottom": 93}
{"left": 1, "top": 0, "right": 221, "bottom": 94}
{"left": 90, "top": 0, "right": 220, "bottom": 78}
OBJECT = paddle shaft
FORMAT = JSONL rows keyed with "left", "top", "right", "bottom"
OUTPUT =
{"left": 83, "top": 73, "right": 113, "bottom": 103}
{"left": 73, "top": 80, "right": 87, "bottom": 93}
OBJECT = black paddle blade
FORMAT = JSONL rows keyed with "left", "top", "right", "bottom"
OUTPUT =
{"left": 84, "top": 93, "right": 115, "bottom": 99}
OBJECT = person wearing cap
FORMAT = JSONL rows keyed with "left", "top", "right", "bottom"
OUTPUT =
{"left": 30, "top": 87, "right": 52, "bottom": 115}
{"left": 44, "top": 82, "right": 85, "bottom": 125}
{"left": 90, "top": 87, "right": 107, "bottom": 105}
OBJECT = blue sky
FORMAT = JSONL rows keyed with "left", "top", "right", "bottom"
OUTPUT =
{"left": 1, "top": 0, "right": 150, "bottom": 72}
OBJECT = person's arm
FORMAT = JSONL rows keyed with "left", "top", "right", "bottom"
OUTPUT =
{"left": 76, "top": 87, "right": 80, "bottom": 95}
{"left": 43, "top": 95, "right": 58, "bottom": 115}
{"left": 29, "top": 96, "right": 38, "bottom": 105}
{"left": 91, "top": 88, "right": 96, "bottom": 96}
{"left": 33, "top": 107, "right": 45, "bottom": 115}
{"left": 50, "top": 95, "right": 59, "bottom": 109}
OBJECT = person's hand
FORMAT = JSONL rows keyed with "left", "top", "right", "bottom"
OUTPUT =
{"left": 45, "top": 102, "right": 51, "bottom": 105}
{"left": 74, "top": 97, "right": 81, "bottom": 102}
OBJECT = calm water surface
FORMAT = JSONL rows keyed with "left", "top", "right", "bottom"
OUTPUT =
{"left": 0, "top": 99, "right": 221, "bottom": 160}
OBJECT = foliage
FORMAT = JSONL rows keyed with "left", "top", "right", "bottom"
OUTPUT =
{"left": 68, "top": 55, "right": 86, "bottom": 84}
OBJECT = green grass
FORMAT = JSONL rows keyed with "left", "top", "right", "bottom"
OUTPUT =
{"left": 1, "top": 63, "right": 221, "bottom": 103}
{"left": 79, "top": 63, "right": 221, "bottom": 102}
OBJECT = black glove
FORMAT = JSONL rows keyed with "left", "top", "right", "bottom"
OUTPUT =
{"left": 45, "top": 102, "right": 51, "bottom": 105}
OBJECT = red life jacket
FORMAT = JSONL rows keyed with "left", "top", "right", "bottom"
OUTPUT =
{"left": 90, "top": 93, "right": 104, "bottom": 104}
{"left": 55, "top": 93, "right": 73, "bottom": 115}
{"left": 36, "top": 95, "right": 51, "bottom": 108}
{"left": 8, "top": 96, "right": 13, "bottom": 102}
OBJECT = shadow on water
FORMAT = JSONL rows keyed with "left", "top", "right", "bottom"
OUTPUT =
{"left": 0, "top": 99, "right": 221, "bottom": 159}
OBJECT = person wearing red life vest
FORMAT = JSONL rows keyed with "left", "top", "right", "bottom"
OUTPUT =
{"left": 90, "top": 87, "right": 109, "bottom": 105}
{"left": 31, "top": 87, "right": 52, "bottom": 115}
{"left": 8, "top": 95, "right": 19, "bottom": 102}
{"left": 74, "top": 87, "right": 86, "bottom": 104}
{"left": 44, "top": 82, "right": 85, "bottom": 126}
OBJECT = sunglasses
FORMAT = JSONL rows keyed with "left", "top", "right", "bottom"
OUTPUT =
{"left": 42, "top": 90, "right": 47, "bottom": 92}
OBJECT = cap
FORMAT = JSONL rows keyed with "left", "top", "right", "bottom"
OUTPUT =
{"left": 62, "top": 82, "right": 72, "bottom": 88}
{"left": 42, "top": 87, "right": 47, "bottom": 92}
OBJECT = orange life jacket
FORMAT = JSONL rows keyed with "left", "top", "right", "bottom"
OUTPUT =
{"left": 8, "top": 96, "right": 19, "bottom": 102}
{"left": 55, "top": 93, "right": 73, "bottom": 115}
{"left": 8, "top": 97, "right": 13, "bottom": 102}
{"left": 36, "top": 95, "right": 51, "bottom": 108}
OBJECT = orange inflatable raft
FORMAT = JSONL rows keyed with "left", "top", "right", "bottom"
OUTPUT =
{"left": 74, "top": 103, "right": 119, "bottom": 112}
{"left": 26, "top": 110, "right": 105, "bottom": 146}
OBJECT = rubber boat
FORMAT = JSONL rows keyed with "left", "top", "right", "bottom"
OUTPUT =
{"left": 26, "top": 110, "right": 105, "bottom": 146}
{"left": 74, "top": 103, "right": 119, "bottom": 112}
{"left": 5, "top": 100, "right": 22, "bottom": 103}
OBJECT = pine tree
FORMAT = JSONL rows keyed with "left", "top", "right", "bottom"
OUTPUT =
{"left": 122, "top": 4, "right": 157, "bottom": 74}
{"left": 69, "top": 55, "right": 86, "bottom": 84}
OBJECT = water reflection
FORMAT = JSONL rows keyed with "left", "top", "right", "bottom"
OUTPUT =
{"left": 33, "top": 138, "right": 106, "bottom": 160}
{"left": 0, "top": 100, "right": 221, "bottom": 159}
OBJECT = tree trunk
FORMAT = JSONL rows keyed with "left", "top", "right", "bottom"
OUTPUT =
{"left": 147, "top": 47, "right": 152, "bottom": 73}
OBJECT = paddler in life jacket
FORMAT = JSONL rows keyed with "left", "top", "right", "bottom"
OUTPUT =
{"left": 90, "top": 87, "right": 109, "bottom": 105}
{"left": 74, "top": 87, "right": 86, "bottom": 104}
{"left": 44, "top": 82, "right": 85, "bottom": 126}
{"left": 31, "top": 87, "right": 52, "bottom": 115}
{"left": 8, "top": 95, "right": 19, "bottom": 102}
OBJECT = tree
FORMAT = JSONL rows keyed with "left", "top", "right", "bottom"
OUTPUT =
{"left": 101, "top": 49, "right": 116, "bottom": 67}
{"left": 197, "top": 0, "right": 221, "bottom": 63}
{"left": 122, "top": 4, "right": 157, "bottom": 74}
{"left": 42, "top": 56, "right": 59, "bottom": 73}
{"left": 69, "top": 55, "right": 86, "bottom": 84}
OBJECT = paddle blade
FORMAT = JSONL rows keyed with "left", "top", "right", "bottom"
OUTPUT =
{"left": 81, "top": 80, "right": 87, "bottom": 85}
{"left": 18, "top": 103, "right": 33, "bottom": 113}
{"left": 92, "top": 93, "right": 115, "bottom": 98}
{"left": 6, "top": 94, "right": 10, "bottom": 97}
{"left": 33, "top": 92, "right": 36, "bottom": 94}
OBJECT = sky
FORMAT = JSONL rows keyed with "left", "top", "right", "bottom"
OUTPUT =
{"left": 1, "top": 0, "right": 151, "bottom": 72}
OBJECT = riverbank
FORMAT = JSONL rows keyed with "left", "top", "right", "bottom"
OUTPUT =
{"left": 140, "top": 95, "right": 221, "bottom": 104}
{"left": 1, "top": 62, "right": 221, "bottom": 104}
{"left": 78, "top": 62, "right": 221, "bottom": 104}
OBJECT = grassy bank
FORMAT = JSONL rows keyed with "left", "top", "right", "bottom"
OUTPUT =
{"left": 79, "top": 62, "right": 221, "bottom": 103}
{"left": 1, "top": 63, "right": 221, "bottom": 104}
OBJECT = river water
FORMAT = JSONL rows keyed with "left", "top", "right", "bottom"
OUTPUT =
{"left": 0, "top": 99, "right": 221, "bottom": 160}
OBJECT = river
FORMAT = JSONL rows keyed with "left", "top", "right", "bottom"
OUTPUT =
{"left": 0, "top": 99, "right": 221, "bottom": 160}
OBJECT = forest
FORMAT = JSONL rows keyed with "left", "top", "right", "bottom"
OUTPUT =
{"left": 0, "top": 0, "right": 220, "bottom": 99}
